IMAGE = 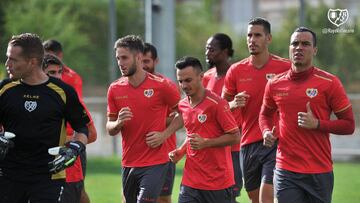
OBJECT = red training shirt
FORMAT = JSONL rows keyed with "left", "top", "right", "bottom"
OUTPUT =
{"left": 107, "top": 73, "right": 180, "bottom": 167}
{"left": 260, "top": 67, "right": 352, "bottom": 173}
{"left": 203, "top": 68, "right": 241, "bottom": 152}
{"left": 223, "top": 55, "right": 290, "bottom": 146}
{"left": 179, "top": 90, "right": 239, "bottom": 190}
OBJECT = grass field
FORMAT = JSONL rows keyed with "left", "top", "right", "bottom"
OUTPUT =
{"left": 85, "top": 157, "right": 360, "bottom": 203}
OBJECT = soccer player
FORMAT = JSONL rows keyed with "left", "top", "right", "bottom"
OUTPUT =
{"left": 42, "top": 53, "right": 97, "bottom": 203}
{"left": 164, "top": 56, "right": 240, "bottom": 202}
{"left": 142, "top": 42, "right": 179, "bottom": 203}
{"left": 42, "top": 54, "right": 64, "bottom": 79}
{"left": 0, "top": 33, "right": 89, "bottom": 202}
{"left": 106, "top": 35, "right": 180, "bottom": 202}
{"left": 203, "top": 33, "right": 243, "bottom": 202}
{"left": 43, "top": 40, "right": 97, "bottom": 203}
{"left": 259, "top": 27, "right": 355, "bottom": 203}
{"left": 223, "top": 18, "right": 290, "bottom": 203}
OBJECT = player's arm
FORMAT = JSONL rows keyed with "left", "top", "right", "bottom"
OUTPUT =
{"left": 146, "top": 112, "right": 184, "bottom": 148}
{"left": 317, "top": 106, "right": 355, "bottom": 135}
{"left": 222, "top": 91, "right": 249, "bottom": 111}
{"left": 188, "top": 129, "right": 239, "bottom": 150}
{"left": 86, "top": 121, "right": 97, "bottom": 143}
{"left": 169, "top": 137, "right": 188, "bottom": 163}
{"left": 106, "top": 107, "right": 133, "bottom": 136}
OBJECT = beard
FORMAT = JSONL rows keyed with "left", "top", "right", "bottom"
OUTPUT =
{"left": 123, "top": 64, "right": 137, "bottom": 77}
{"left": 207, "top": 61, "right": 215, "bottom": 69}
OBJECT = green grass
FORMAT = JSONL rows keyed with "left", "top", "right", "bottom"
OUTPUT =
{"left": 85, "top": 157, "right": 360, "bottom": 203}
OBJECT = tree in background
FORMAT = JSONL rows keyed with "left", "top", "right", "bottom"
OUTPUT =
{"left": 0, "top": 0, "right": 143, "bottom": 85}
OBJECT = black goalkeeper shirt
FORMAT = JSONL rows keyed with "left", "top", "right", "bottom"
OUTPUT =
{"left": 0, "top": 77, "right": 89, "bottom": 182}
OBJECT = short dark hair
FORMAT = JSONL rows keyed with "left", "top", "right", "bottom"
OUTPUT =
{"left": 9, "top": 33, "right": 44, "bottom": 64}
{"left": 143, "top": 42, "right": 158, "bottom": 60}
{"left": 248, "top": 17, "right": 271, "bottom": 34}
{"left": 43, "top": 39, "right": 63, "bottom": 54}
{"left": 175, "top": 56, "right": 203, "bottom": 73}
{"left": 212, "top": 33, "right": 234, "bottom": 57}
{"left": 114, "top": 35, "right": 144, "bottom": 53}
{"left": 42, "top": 54, "right": 63, "bottom": 71}
{"left": 293, "top": 27, "right": 317, "bottom": 47}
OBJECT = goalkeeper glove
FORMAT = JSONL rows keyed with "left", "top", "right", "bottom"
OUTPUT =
{"left": 0, "top": 132, "right": 15, "bottom": 160}
{"left": 48, "top": 141, "right": 85, "bottom": 174}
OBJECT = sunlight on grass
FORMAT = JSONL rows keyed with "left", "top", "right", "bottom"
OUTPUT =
{"left": 85, "top": 157, "right": 360, "bottom": 203}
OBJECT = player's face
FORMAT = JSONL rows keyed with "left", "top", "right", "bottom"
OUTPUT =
{"left": 177, "top": 66, "right": 203, "bottom": 97}
{"left": 247, "top": 24, "right": 271, "bottom": 55}
{"left": 5, "top": 45, "right": 33, "bottom": 80}
{"left": 205, "top": 38, "right": 224, "bottom": 68}
{"left": 142, "top": 52, "right": 157, "bottom": 74}
{"left": 116, "top": 47, "right": 139, "bottom": 77}
{"left": 45, "top": 64, "right": 63, "bottom": 79}
{"left": 289, "top": 31, "right": 317, "bottom": 69}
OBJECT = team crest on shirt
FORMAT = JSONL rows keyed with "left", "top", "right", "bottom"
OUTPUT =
{"left": 306, "top": 88, "right": 318, "bottom": 98}
{"left": 197, "top": 114, "right": 207, "bottom": 123}
{"left": 24, "top": 101, "right": 37, "bottom": 112}
{"left": 266, "top": 73, "right": 276, "bottom": 80}
{"left": 144, "top": 89, "right": 154, "bottom": 98}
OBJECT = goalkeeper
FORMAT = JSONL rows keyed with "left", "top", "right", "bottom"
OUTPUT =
{"left": 0, "top": 33, "right": 89, "bottom": 202}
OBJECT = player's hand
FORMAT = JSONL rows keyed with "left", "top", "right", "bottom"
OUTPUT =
{"left": 48, "top": 141, "right": 85, "bottom": 174}
{"left": 230, "top": 91, "right": 250, "bottom": 109}
{"left": 117, "top": 107, "right": 133, "bottom": 127}
{"left": 189, "top": 134, "right": 207, "bottom": 150}
{"left": 145, "top": 131, "right": 165, "bottom": 148}
{"left": 0, "top": 132, "right": 16, "bottom": 160}
{"left": 263, "top": 127, "right": 277, "bottom": 147}
{"left": 169, "top": 148, "right": 185, "bottom": 164}
{"left": 298, "top": 102, "right": 318, "bottom": 129}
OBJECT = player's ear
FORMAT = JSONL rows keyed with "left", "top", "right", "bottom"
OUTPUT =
{"left": 313, "top": 47, "right": 318, "bottom": 56}
{"left": 154, "top": 57, "right": 159, "bottom": 66}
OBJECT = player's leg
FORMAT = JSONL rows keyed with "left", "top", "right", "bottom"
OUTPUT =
{"left": 28, "top": 178, "right": 65, "bottom": 203}
{"left": 0, "top": 176, "right": 27, "bottom": 203}
{"left": 79, "top": 150, "right": 91, "bottom": 203}
{"left": 60, "top": 182, "right": 83, "bottom": 203}
{"left": 178, "top": 184, "right": 201, "bottom": 203}
{"left": 122, "top": 167, "right": 139, "bottom": 203}
{"left": 80, "top": 189, "right": 91, "bottom": 203}
{"left": 231, "top": 151, "right": 242, "bottom": 203}
{"left": 259, "top": 142, "right": 277, "bottom": 203}
{"left": 240, "top": 142, "right": 262, "bottom": 203}
{"left": 274, "top": 168, "right": 309, "bottom": 203}
{"left": 138, "top": 162, "right": 169, "bottom": 203}
{"left": 302, "top": 171, "right": 334, "bottom": 203}
{"left": 157, "top": 161, "right": 175, "bottom": 203}
{"left": 201, "top": 187, "right": 233, "bottom": 203}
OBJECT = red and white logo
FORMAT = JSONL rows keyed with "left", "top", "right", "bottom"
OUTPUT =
{"left": 306, "top": 88, "right": 318, "bottom": 98}
{"left": 144, "top": 89, "right": 154, "bottom": 98}
{"left": 197, "top": 114, "right": 207, "bottom": 123}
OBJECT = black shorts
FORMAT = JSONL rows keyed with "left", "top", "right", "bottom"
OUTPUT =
{"left": 80, "top": 150, "right": 87, "bottom": 177}
{"left": 160, "top": 161, "right": 175, "bottom": 196}
{"left": 61, "top": 181, "right": 84, "bottom": 203}
{"left": 178, "top": 184, "right": 233, "bottom": 203}
{"left": 240, "top": 140, "right": 276, "bottom": 192}
{"left": 0, "top": 175, "right": 65, "bottom": 203}
{"left": 122, "top": 162, "right": 169, "bottom": 203}
{"left": 231, "top": 151, "right": 243, "bottom": 197}
{"left": 274, "top": 168, "right": 334, "bottom": 203}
